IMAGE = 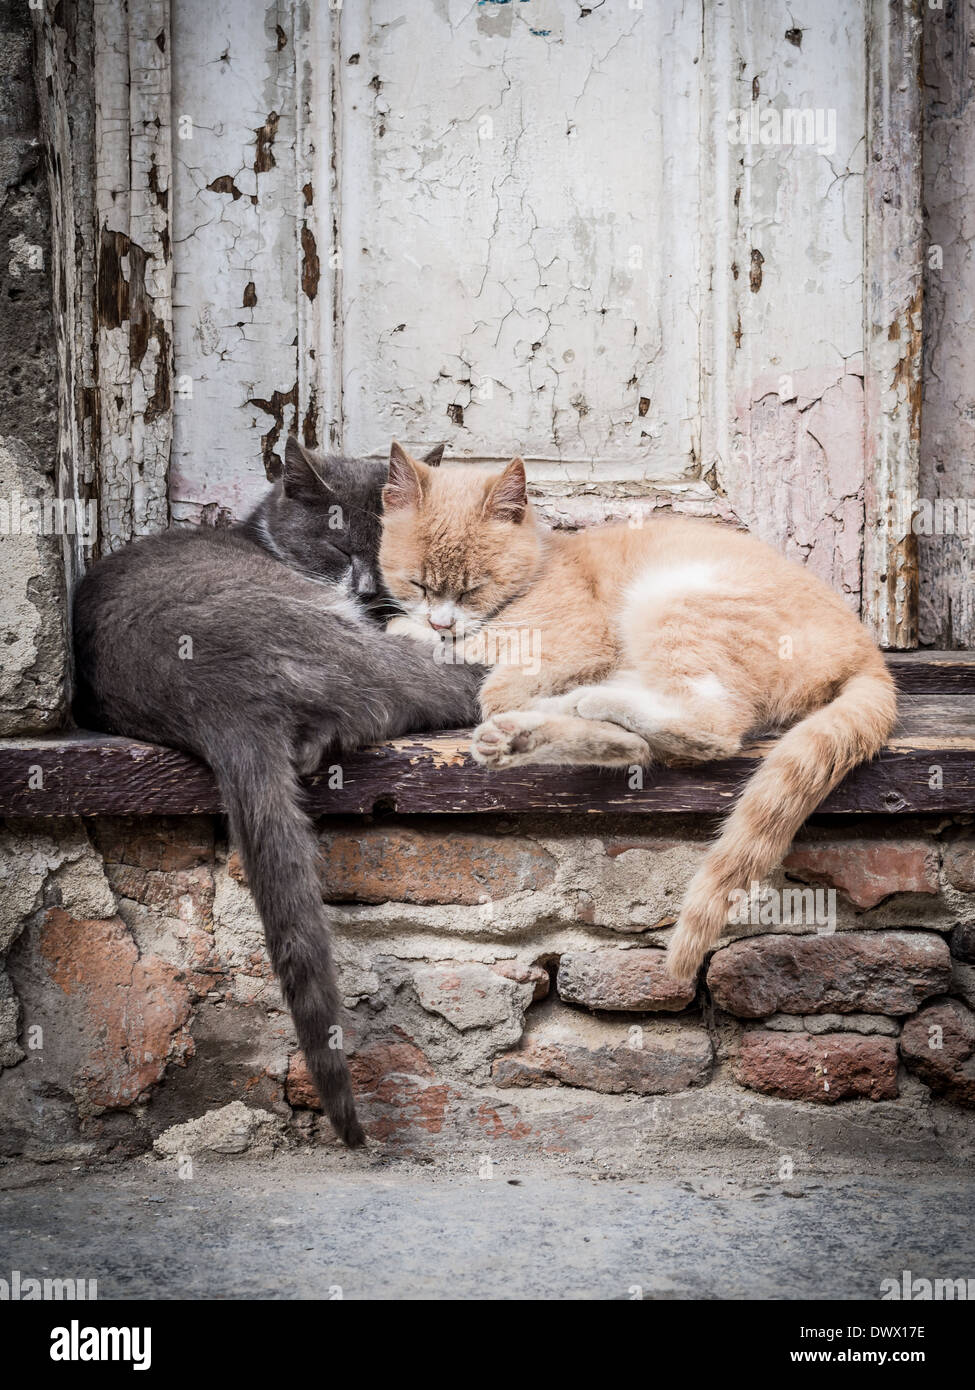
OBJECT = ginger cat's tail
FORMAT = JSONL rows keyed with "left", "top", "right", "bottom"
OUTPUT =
{"left": 664, "top": 663, "right": 898, "bottom": 983}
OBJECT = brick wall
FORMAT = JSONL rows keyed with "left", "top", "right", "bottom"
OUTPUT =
{"left": 1, "top": 812, "right": 973, "bottom": 1170}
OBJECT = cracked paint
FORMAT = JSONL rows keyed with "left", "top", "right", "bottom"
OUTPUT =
{"left": 253, "top": 111, "right": 280, "bottom": 173}
{"left": 88, "top": 0, "right": 174, "bottom": 549}
{"left": 919, "top": 0, "right": 975, "bottom": 647}
{"left": 701, "top": 0, "right": 872, "bottom": 605}
{"left": 861, "top": 0, "right": 923, "bottom": 647}
{"left": 336, "top": 0, "right": 700, "bottom": 488}
{"left": 169, "top": 0, "right": 300, "bottom": 523}
{"left": 135, "top": 0, "right": 916, "bottom": 618}
{"left": 300, "top": 224, "right": 319, "bottom": 301}
{"left": 248, "top": 381, "right": 299, "bottom": 479}
{"left": 732, "top": 367, "right": 865, "bottom": 602}
{"left": 206, "top": 174, "right": 245, "bottom": 201}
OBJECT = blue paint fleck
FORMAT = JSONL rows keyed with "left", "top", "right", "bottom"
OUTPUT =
{"left": 530, "top": 28, "right": 552, "bottom": 35}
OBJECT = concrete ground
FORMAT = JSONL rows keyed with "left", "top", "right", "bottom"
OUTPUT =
{"left": 2, "top": 1153, "right": 973, "bottom": 1300}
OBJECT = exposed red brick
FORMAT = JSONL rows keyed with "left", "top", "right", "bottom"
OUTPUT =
{"left": 93, "top": 818, "right": 214, "bottom": 874}
{"left": 736, "top": 1031, "right": 898, "bottom": 1102}
{"left": 352, "top": 1039, "right": 435, "bottom": 1090}
{"left": 316, "top": 828, "right": 556, "bottom": 905}
{"left": 490, "top": 960, "right": 550, "bottom": 1000}
{"left": 285, "top": 1052, "right": 320, "bottom": 1109}
{"left": 707, "top": 931, "right": 951, "bottom": 1018}
{"left": 899, "top": 999, "right": 975, "bottom": 1107}
{"left": 363, "top": 1077, "right": 453, "bottom": 1140}
{"left": 783, "top": 838, "right": 938, "bottom": 909}
{"left": 39, "top": 908, "right": 194, "bottom": 1111}
{"left": 475, "top": 1104, "right": 531, "bottom": 1141}
{"left": 346, "top": 1031, "right": 454, "bottom": 1141}
{"left": 103, "top": 863, "right": 214, "bottom": 927}
{"left": 557, "top": 948, "right": 696, "bottom": 1012}
{"left": 287, "top": 1036, "right": 435, "bottom": 1110}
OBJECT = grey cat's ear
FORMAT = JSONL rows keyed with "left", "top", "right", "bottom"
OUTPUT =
{"left": 283, "top": 436, "right": 326, "bottom": 500}
{"left": 383, "top": 441, "right": 427, "bottom": 511}
{"left": 422, "top": 442, "right": 446, "bottom": 467}
{"left": 483, "top": 457, "right": 528, "bottom": 524}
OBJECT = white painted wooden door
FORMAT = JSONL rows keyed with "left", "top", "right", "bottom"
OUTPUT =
{"left": 89, "top": 0, "right": 919, "bottom": 641}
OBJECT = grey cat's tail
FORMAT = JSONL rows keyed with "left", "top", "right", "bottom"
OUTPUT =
{"left": 207, "top": 732, "right": 365, "bottom": 1147}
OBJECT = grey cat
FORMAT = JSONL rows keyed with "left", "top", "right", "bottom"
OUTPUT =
{"left": 73, "top": 439, "right": 482, "bottom": 1147}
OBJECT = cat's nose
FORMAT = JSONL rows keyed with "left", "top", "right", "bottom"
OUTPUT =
{"left": 429, "top": 617, "right": 455, "bottom": 632}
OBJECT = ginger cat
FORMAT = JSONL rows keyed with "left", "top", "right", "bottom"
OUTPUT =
{"left": 379, "top": 443, "right": 898, "bottom": 982}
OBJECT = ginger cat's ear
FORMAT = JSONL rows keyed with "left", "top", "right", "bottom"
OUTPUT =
{"left": 483, "top": 457, "right": 528, "bottom": 524}
{"left": 384, "top": 441, "right": 427, "bottom": 511}
{"left": 422, "top": 442, "right": 446, "bottom": 467}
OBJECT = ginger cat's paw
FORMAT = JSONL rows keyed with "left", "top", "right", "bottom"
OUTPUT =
{"left": 386, "top": 614, "right": 442, "bottom": 647}
{"left": 473, "top": 709, "right": 652, "bottom": 769}
{"left": 470, "top": 711, "right": 548, "bottom": 768}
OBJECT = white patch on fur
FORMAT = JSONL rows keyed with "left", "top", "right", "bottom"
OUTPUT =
{"left": 327, "top": 587, "right": 366, "bottom": 625}
{"left": 573, "top": 680, "right": 683, "bottom": 731}
{"left": 428, "top": 598, "right": 462, "bottom": 631}
{"left": 688, "top": 674, "right": 727, "bottom": 704}
{"left": 386, "top": 613, "right": 443, "bottom": 647}
{"left": 626, "top": 561, "right": 718, "bottom": 608}
{"left": 402, "top": 595, "right": 482, "bottom": 637}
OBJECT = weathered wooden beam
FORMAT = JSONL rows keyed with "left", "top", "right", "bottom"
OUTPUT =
{"left": 886, "top": 651, "right": 975, "bottom": 693}
{"left": 1, "top": 685, "right": 972, "bottom": 818}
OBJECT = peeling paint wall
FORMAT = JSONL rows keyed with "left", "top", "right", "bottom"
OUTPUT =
{"left": 168, "top": 0, "right": 894, "bottom": 584}
{"left": 169, "top": 0, "right": 300, "bottom": 523}
{"left": 33, "top": 0, "right": 175, "bottom": 560}
{"left": 91, "top": 0, "right": 174, "bottom": 548}
{"left": 701, "top": 1, "right": 868, "bottom": 604}
{"left": 26, "top": 1, "right": 931, "bottom": 637}
{"left": 920, "top": 0, "right": 975, "bottom": 649}
{"left": 333, "top": 0, "right": 704, "bottom": 498}
{"left": 306, "top": 0, "right": 887, "bottom": 597}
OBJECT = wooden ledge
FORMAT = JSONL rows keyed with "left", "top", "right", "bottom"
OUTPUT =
{"left": 1, "top": 653, "right": 973, "bottom": 818}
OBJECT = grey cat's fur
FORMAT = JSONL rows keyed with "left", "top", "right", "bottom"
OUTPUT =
{"left": 73, "top": 439, "right": 481, "bottom": 1147}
